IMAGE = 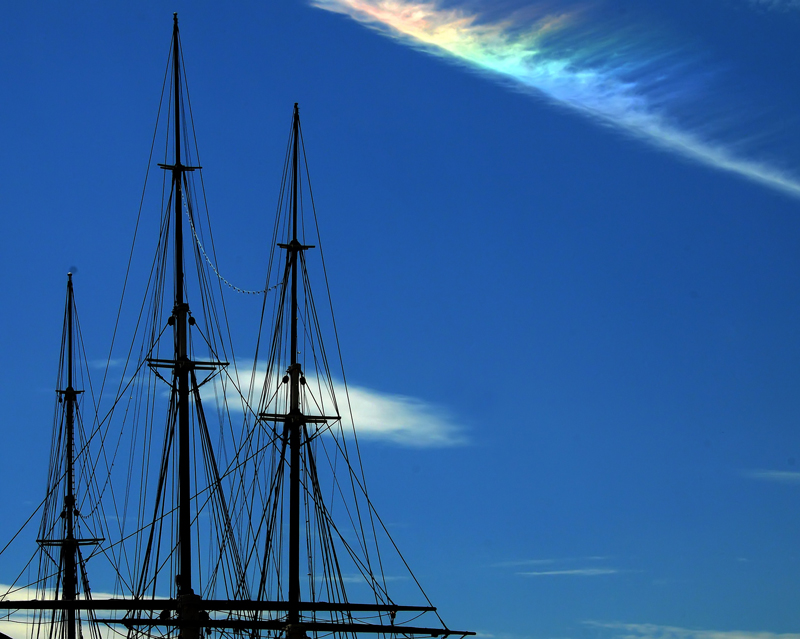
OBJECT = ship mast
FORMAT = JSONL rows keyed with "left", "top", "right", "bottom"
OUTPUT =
{"left": 166, "top": 12, "right": 201, "bottom": 638}
{"left": 288, "top": 102, "right": 302, "bottom": 628}
{"left": 277, "top": 103, "right": 323, "bottom": 630}
{"left": 62, "top": 272, "right": 79, "bottom": 639}
{"left": 257, "top": 103, "right": 475, "bottom": 639}
{"left": 169, "top": 11, "right": 194, "bottom": 599}
{"left": 41, "top": 273, "right": 103, "bottom": 639}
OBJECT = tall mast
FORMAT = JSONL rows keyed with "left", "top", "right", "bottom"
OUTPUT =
{"left": 41, "top": 273, "right": 102, "bottom": 639}
{"left": 63, "top": 272, "right": 78, "bottom": 639}
{"left": 170, "top": 12, "right": 193, "bottom": 598}
{"left": 288, "top": 102, "right": 302, "bottom": 628}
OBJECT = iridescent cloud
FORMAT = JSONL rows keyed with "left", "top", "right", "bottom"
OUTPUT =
{"left": 313, "top": 0, "right": 800, "bottom": 197}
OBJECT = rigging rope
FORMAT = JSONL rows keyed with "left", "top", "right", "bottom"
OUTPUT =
{"left": 183, "top": 197, "right": 279, "bottom": 296}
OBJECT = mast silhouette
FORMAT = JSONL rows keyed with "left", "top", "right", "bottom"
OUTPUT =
{"left": 288, "top": 102, "right": 302, "bottom": 629}
{"left": 163, "top": 12, "right": 202, "bottom": 638}
{"left": 169, "top": 11, "right": 194, "bottom": 599}
{"left": 34, "top": 273, "right": 104, "bottom": 639}
{"left": 0, "top": 16, "right": 473, "bottom": 639}
{"left": 62, "top": 273, "right": 79, "bottom": 639}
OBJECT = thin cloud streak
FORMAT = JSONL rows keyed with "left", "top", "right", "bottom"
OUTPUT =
{"left": 491, "top": 558, "right": 557, "bottom": 568}
{"left": 588, "top": 621, "right": 800, "bottom": 639}
{"left": 90, "top": 358, "right": 123, "bottom": 369}
{"left": 746, "top": 0, "right": 800, "bottom": 10}
{"left": 492, "top": 555, "right": 609, "bottom": 568}
{"left": 519, "top": 568, "right": 619, "bottom": 576}
{"left": 473, "top": 632, "right": 539, "bottom": 639}
{"left": 744, "top": 469, "right": 800, "bottom": 484}
{"left": 312, "top": 0, "right": 800, "bottom": 198}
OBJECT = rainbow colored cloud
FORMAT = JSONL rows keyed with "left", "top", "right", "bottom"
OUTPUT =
{"left": 313, "top": 0, "right": 800, "bottom": 197}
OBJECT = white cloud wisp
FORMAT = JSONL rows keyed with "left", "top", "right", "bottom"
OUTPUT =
{"left": 205, "top": 365, "right": 467, "bottom": 448}
{"left": 519, "top": 568, "right": 619, "bottom": 576}
{"left": 744, "top": 469, "right": 800, "bottom": 484}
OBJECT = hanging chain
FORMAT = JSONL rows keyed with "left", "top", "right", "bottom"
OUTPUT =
{"left": 184, "top": 198, "right": 279, "bottom": 295}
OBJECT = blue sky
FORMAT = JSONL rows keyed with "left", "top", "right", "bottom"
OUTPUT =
{"left": 0, "top": 1, "right": 799, "bottom": 639}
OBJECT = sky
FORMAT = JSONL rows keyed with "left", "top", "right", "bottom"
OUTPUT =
{"left": 0, "top": 1, "right": 799, "bottom": 639}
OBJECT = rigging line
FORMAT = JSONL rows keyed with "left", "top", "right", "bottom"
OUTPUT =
{"left": 190, "top": 371, "right": 249, "bottom": 594}
{"left": 84, "top": 420, "right": 284, "bottom": 563}
{"left": 308, "top": 484, "right": 392, "bottom": 604}
{"left": 232, "top": 420, "right": 282, "bottom": 585}
{"left": 315, "top": 423, "right": 432, "bottom": 609}
{"left": 182, "top": 181, "right": 222, "bottom": 343}
{"left": 251, "top": 112, "right": 295, "bottom": 391}
{"left": 314, "top": 435, "right": 377, "bottom": 575}
{"left": 73, "top": 343, "right": 110, "bottom": 528}
{"left": 96, "top": 37, "right": 172, "bottom": 413}
{"left": 132, "top": 386, "right": 177, "bottom": 597}
{"left": 181, "top": 63, "right": 247, "bottom": 409}
{"left": 120, "top": 201, "right": 171, "bottom": 555}
{"left": 256, "top": 426, "right": 289, "bottom": 601}
{"left": 73, "top": 301, "right": 100, "bottom": 441}
{"left": 297, "top": 254, "right": 339, "bottom": 410}
{"left": 207, "top": 403, "right": 284, "bottom": 527}
{"left": 302, "top": 441, "right": 317, "bottom": 605}
{"left": 223, "top": 424, "right": 275, "bottom": 562}
{"left": 295, "top": 263, "right": 351, "bottom": 550}
{"left": 303, "top": 427, "right": 350, "bottom": 606}
{"left": 178, "top": 356, "right": 263, "bottom": 476}
{"left": 297, "top": 125, "right": 386, "bottom": 595}
{"left": 257, "top": 256, "right": 294, "bottom": 411}
{"left": 0, "top": 546, "right": 43, "bottom": 599}
{"left": 296, "top": 383, "right": 341, "bottom": 445}
{"left": 0, "top": 483, "right": 59, "bottom": 560}
{"left": 76, "top": 323, "right": 170, "bottom": 470}
{"left": 114, "top": 343, "right": 159, "bottom": 588}
{"left": 181, "top": 196, "right": 278, "bottom": 296}
{"left": 96, "top": 195, "right": 172, "bottom": 456}
{"left": 259, "top": 428, "right": 378, "bottom": 605}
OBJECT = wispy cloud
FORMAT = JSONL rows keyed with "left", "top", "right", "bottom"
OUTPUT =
{"left": 491, "top": 558, "right": 558, "bottom": 568}
{"left": 206, "top": 365, "right": 467, "bottom": 447}
{"left": 746, "top": 0, "right": 800, "bottom": 11}
{"left": 493, "top": 555, "right": 619, "bottom": 576}
{"left": 90, "top": 358, "right": 123, "bottom": 369}
{"left": 345, "top": 383, "right": 466, "bottom": 446}
{"left": 473, "top": 632, "right": 541, "bottom": 639}
{"left": 587, "top": 621, "right": 800, "bottom": 639}
{"left": 312, "top": 0, "right": 800, "bottom": 197}
{"left": 743, "top": 469, "right": 800, "bottom": 484}
{"left": 519, "top": 568, "right": 619, "bottom": 576}
{"left": 492, "top": 556, "right": 608, "bottom": 568}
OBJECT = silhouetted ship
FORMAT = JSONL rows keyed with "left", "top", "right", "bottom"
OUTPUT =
{"left": 0, "top": 15, "right": 473, "bottom": 639}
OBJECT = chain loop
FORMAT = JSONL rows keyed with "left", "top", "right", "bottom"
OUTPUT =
{"left": 184, "top": 201, "right": 279, "bottom": 295}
